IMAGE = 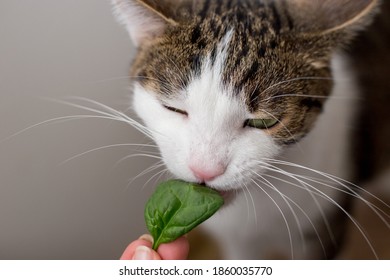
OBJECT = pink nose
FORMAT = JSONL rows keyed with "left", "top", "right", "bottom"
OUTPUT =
{"left": 189, "top": 164, "right": 226, "bottom": 182}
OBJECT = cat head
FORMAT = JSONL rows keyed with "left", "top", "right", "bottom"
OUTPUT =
{"left": 112, "top": 0, "right": 379, "bottom": 191}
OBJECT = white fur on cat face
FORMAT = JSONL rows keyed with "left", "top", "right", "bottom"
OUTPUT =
{"left": 133, "top": 33, "right": 280, "bottom": 191}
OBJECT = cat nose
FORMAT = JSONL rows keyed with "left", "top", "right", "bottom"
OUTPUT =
{"left": 189, "top": 164, "right": 226, "bottom": 182}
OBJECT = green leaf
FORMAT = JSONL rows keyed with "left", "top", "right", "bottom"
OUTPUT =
{"left": 144, "top": 180, "right": 224, "bottom": 250}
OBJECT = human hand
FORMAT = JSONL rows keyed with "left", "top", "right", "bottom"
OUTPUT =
{"left": 120, "top": 234, "right": 190, "bottom": 260}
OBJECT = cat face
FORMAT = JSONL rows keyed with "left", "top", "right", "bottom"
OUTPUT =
{"left": 132, "top": 33, "right": 281, "bottom": 190}
{"left": 112, "top": 0, "right": 379, "bottom": 192}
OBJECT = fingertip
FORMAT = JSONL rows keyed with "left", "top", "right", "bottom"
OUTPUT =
{"left": 139, "top": 234, "right": 154, "bottom": 244}
{"left": 120, "top": 238, "right": 153, "bottom": 260}
{"left": 132, "top": 245, "right": 161, "bottom": 260}
{"left": 157, "top": 236, "right": 190, "bottom": 260}
{"left": 120, "top": 234, "right": 189, "bottom": 260}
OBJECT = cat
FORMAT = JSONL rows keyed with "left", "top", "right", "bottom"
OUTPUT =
{"left": 111, "top": 0, "right": 387, "bottom": 259}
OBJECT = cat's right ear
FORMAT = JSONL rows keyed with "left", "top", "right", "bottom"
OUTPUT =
{"left": 287, "top": 0, "right": 380, "bottom": 35}
{"left": 111, "top": 0, "right": 178, "bottom": 46}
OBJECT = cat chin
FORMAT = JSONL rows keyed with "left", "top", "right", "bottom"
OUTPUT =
{"left": 194, "top": 181, "right": 239, "bottom": 206}
{"left": 215, "top": 189, "right": 238, "bottom": 206}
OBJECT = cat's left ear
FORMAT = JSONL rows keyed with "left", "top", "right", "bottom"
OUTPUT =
{"left": 288, "top": 0, "right": 381, "bottom": 35}
{"left": 111, "top": 0, "right": 183, "bottom": 46}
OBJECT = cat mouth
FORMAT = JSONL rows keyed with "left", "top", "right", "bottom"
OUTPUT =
{"left": 200, "top": 183, "right": 237, "bottom": 204}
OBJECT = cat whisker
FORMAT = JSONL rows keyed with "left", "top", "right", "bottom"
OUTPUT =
{"left": 49, "top": 96, "right": 158, "bottom": 140}
{"left": 240, "top": 185, "right": 253, "bottom": 229}
{"left": 113, "top": 150, "right": 162, "bottom": 169}
{"left": 137, "top": 75, "right": 177, "bottom": 86}
{"left": 257, "top": 160, "right": 379, "bottom": 259}
{"left": 229, "top": 176, "right": 253, "bottom": 228}
{"left": 251, "top": 170, "right": 307, "bottom": 256}
{"left": 140, "top": 166, "right": 170, "bottom": 191}
{"left": 86, "top": 75, "right": 176, "bottom": 94}
{"left": 0, "top": 115, "right": 121, "bottom": 145}
{"left": 82, "top": 75, "right": 168, "bottom": 83}
{"left": 261, "top": 171, "right": 337, "bottom": 249}
{"left": 250, "top": 178, "right": 295, "bottom": 260}
{"left": 59, "top": 144, "right": 159, "bottom": 166}
{"left": 242, "top": 180, "right": 258, "bottom": 229}
{"left": 57, "top": 96, "right": 126, "bottom": 118}
{"left": 154, "top": 167, "right": 171, "bottom": 185}
{"left": 2, "top": 96, "right": 160, "bottom": 144}
{"left": 126, "top": 160, "right": 166, "bottom": 191}
{"left": 264, "top": 93, "right": 358, "bottom": 102}
{"left": 265, "top": 158, "right": 390, "bottom": 224}
{"left": 85, "top": 75, "right": 137, "bottom": 84}
{"left": 290, "top": 173, "right": 390, "bottom": 222}
{"left": 258, "top": 161, "right": 340, "bottom": 253}
{"left": 258, "top": 76, "right": 333, "bottom": 99}
{"left": 259, "top": 108, "right": 304, "bottom": 153}
{"left": 251, "top": 169, "right": 329, "bottom": 258}
{"left": 131, "top": 76, "right": 182, "bottom": 93}
{"left": 247, "top": 76, "right": 334, "bottom": 105}
{"left": 256, "top": 163, "right": 330, "bottom": 200}
{"left": 259, "top": 160, "right": 380, "bottom": 249}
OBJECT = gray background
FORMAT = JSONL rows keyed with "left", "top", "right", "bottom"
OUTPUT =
{"left": 1, "top": 0, "right": 389, "bottom": 261}
{"left": 0, "top": 0, "right": 158, "bottom": 259}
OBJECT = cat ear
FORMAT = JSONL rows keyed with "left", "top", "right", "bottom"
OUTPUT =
{"left": 111, "top": 0, "right": 178, "bottom": 46}
{"left": 288, "top": 0, "right": 380, "bottom": 35}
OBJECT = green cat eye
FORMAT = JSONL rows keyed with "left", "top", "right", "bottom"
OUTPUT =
{"left": 245, "top": 118, "right": 278, "bottom": 129}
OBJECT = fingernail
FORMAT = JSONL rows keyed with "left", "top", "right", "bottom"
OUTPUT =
{"left": 132, "top": 246, "right": 152, "bottom": 260}
{"left": 139, "top": 234, "right": 154, "bottom": 244}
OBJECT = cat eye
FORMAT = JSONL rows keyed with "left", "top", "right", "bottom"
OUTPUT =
{"left": 244, "top": 118, "right": 278, "bottom": 130}
{"left": 163, "top": 105, "right": 188, "bottom": 116}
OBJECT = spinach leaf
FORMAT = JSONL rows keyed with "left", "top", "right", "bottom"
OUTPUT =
{"left": 144, "top": 180, "right": 224, "bottom": 250}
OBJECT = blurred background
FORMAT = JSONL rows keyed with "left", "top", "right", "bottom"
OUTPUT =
{"left": 1, "top": 0, "right": 389, "bottom": 260}
{"left": 0, "top": 0, "right": 158, "bottom": 259}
